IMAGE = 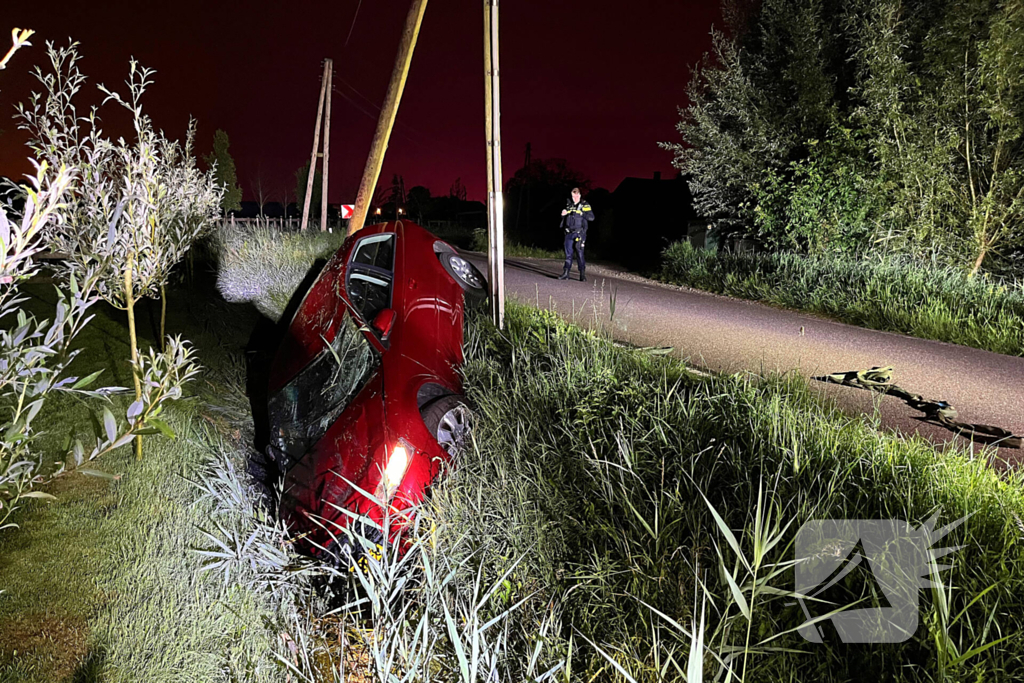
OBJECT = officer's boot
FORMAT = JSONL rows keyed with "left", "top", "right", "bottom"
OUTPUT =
{"left": 558, "top": 265, "right": 570, "bottom": 280}
{"left": 580, "top": 267, "right": 587, "bottom": 282}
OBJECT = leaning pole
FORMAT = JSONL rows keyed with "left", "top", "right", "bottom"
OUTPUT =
{"left": 348, "top": 0, "right": 429, "bottom": 235}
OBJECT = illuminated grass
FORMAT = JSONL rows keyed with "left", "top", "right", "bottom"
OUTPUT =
{"left": 659, "top": 241, "right": 1024, "bottom": 356}
{"left": 214, "top": 220, "right": 346, "bottom": 321}
{"left": 420, "top": 302, "right": 1024, "bottom": 681}
{"left": 4, "top": 282, "right": 1024, "bottom": 682}
{"left": 0, "top": 283, "right": 302, "bottom": 682}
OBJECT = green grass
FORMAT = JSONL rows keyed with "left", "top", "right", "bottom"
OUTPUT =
{"left": 0, "top": 278, "right": 306, "bottom": 682}
{"left": 5, "top": 263, "right": 1024, "bottom": 682}
{"left": 415, "top": 302, "right": 1024, "bottom": 682}
{"left": 420, "top": 221, "right": 477, "bottom": 250}
{"left": 0, "top": 408, "right": 301, "bottom": 682}
{"left": 659, "top": 240, "right": 1024, "bottom": 357}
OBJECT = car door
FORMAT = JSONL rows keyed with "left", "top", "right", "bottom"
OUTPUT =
{"left": 345, "top": 232, "right": 396, "bottom": 338}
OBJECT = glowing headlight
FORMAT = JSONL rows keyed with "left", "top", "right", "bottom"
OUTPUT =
{"left": 376, "top": 443, "right": 411, "bottom": 502}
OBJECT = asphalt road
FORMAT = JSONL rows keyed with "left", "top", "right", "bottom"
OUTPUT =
{"left": 464, "top": 254, "right": 1024, "bottom": 469}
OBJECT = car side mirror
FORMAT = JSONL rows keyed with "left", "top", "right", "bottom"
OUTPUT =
{"left": 372, "top": 308, "right": 397, "bottom": 340}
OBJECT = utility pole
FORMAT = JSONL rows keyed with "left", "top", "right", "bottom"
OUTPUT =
{"left": 320, "top": 64, "right": 333, "bottom": 231}
{"left": 348, "top": 0, "right": 429, "bottom": 235}
{"left": 301, "top": 59, "right": 333, "bottom": 232}
{"left": 484, "top": 0, "right": 505, "bottom": 329}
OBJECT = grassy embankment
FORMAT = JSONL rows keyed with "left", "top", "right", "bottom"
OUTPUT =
{"left": 659, "top": 241, "right": 1024, "bottom": 357}
{"left": 471, "top": 228, "right": 565, "bottom": 260}
{"left": 0, "top": 277, "right": 319, "bottom": 682}
{"left": 3, "top": 227, "right": 1024, "bottom": 682}
{"left": 412, "top": 302, "right": 1024, "bottom": 681}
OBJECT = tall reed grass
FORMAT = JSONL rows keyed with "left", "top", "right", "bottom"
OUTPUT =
{"left": 660, "top": 241, "right": 1024, "bottom": 356}
{"left": 214, "top": 220, "right": 347, "bottom": 321}
{"left": 407, "top": 302, "right": 1024, "bottom": 681}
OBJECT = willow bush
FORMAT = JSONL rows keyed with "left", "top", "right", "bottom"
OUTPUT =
{"left": 17, "top": 41, "right": 221, "bottom": 456}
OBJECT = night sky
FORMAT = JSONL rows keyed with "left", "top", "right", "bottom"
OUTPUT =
{"left": 1, "top": 1, "right": 721, "bottom": 203}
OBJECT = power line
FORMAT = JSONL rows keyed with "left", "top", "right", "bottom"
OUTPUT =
{"left": 334, "top": 76, "right": 428, "bottom": 139}
{"left": 345, "top": 0, "right": 363, "bottom": 48}
{"left": 331, "top": 86, "right": 422, "bottom": 149}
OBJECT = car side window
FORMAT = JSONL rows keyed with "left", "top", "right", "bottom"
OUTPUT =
{"left": 347, "top": 233, "right": 395, "bottom": 322}
{"left": 269, "top": 310, "right": 380, "bottom": 459}
{"left": 352, "top": 233, "right": 394, "bottom": 270}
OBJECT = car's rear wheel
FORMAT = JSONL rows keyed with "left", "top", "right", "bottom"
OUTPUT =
{"left": 421, "top": 394, "right": 472, "bottom": 457}
{"left": 439, "top": 252, "right": 487, "bottom": 301}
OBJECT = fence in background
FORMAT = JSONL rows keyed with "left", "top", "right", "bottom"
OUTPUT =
{"left": 219, "top": 215, "right": 349, "bottom": 233}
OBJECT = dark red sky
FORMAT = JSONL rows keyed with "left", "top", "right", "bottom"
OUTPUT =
{"left": 1, "top": 1, "right": 721, "bottom": 203}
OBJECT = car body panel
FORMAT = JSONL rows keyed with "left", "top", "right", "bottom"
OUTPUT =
{"left": 267, "top": 221, "right": 469, "bottom": 556}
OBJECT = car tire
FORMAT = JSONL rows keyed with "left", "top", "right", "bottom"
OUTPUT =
{"left": 421, "top": 394, "right": 472, "bottom": 458}
{"left": 438, "top": 251, "right": 487, "bottom": 301}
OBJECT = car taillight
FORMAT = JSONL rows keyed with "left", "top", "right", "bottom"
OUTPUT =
{"left": 376, "top": 442, "right": 411, "bottom": 502}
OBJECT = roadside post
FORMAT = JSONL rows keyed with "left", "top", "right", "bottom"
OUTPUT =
{"left": 484, "top": 0, "right": 505, "bottom": 329}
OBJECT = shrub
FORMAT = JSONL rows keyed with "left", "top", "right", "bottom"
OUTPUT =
{"left": 2, "top": 32, "right": 204, "bottom": 529}
{"left": 17, "top": 42, "right": 222, "bottom": 457}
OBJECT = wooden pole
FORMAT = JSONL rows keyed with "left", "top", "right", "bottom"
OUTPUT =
{"left": 485, "top": 0, "right": 505, "bottom": 329}
{"left": 301, "top": 60, "right": 330, "bottom": 232}
{"left": 483, "top": 0, "right": 494, "bottom": 269}
{"left": 348, "top": 0, "right": 429, "bottom": 235}
{"left": 320, "top": 60, "right": 333, "bottom": 231}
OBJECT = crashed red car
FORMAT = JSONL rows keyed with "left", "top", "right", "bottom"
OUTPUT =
{"left": 266, "top": 221, "right": 486, "bottom": 559}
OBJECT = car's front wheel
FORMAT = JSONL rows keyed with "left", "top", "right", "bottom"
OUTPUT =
{"left": 421, "top": 394, "right": 472, "bottom": 458}
{"left": 438, "top": 251, "right": 487, "bottom": 301}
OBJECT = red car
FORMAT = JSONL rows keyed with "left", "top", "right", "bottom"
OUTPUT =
{"left": 266, "top": 221, "right": 486, "bottom": 560}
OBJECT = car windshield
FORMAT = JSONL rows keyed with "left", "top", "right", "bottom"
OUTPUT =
{"left": 269, "top": 310, "right": 380, "bottom": 459}
{"left": 347, "top": 233, "right": 395, "bottom": 323}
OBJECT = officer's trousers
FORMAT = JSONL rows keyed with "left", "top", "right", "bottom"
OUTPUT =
{"left": 563, "top": 230, "right": 586, "bottom": 272}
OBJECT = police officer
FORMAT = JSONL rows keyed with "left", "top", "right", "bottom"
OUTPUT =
{"left": 558, "top": 187, "right": 594, "bottom": 281}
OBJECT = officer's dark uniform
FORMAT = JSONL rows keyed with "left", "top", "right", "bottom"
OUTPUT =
{"left": 559, "top": 197, "right": 594, "bottom": 281}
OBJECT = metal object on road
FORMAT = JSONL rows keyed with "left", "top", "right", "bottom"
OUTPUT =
{"left": 819, "top": 366, "right": 1022, "bottom": 449}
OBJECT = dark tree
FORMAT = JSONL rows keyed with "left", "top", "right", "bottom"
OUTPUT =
{"left": 504, "top": 158, "right": 591, "bottom": 248}
{"left": 407, "top": 185, "right": 432, "bottom": 223}
{"left": 204, "top": 129, "right": 242, "bottom": 213}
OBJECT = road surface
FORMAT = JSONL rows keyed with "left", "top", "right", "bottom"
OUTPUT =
{"left": 465, "top": 254, "right": 1024, "bottom": 469}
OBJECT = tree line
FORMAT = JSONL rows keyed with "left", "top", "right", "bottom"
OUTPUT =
{"left": 663, "top": 0, "right": 1024, "bottom": 275}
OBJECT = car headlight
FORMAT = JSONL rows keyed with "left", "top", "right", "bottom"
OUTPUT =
{"left": 376, "top": 441, "right": 411, "bottom": 502}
